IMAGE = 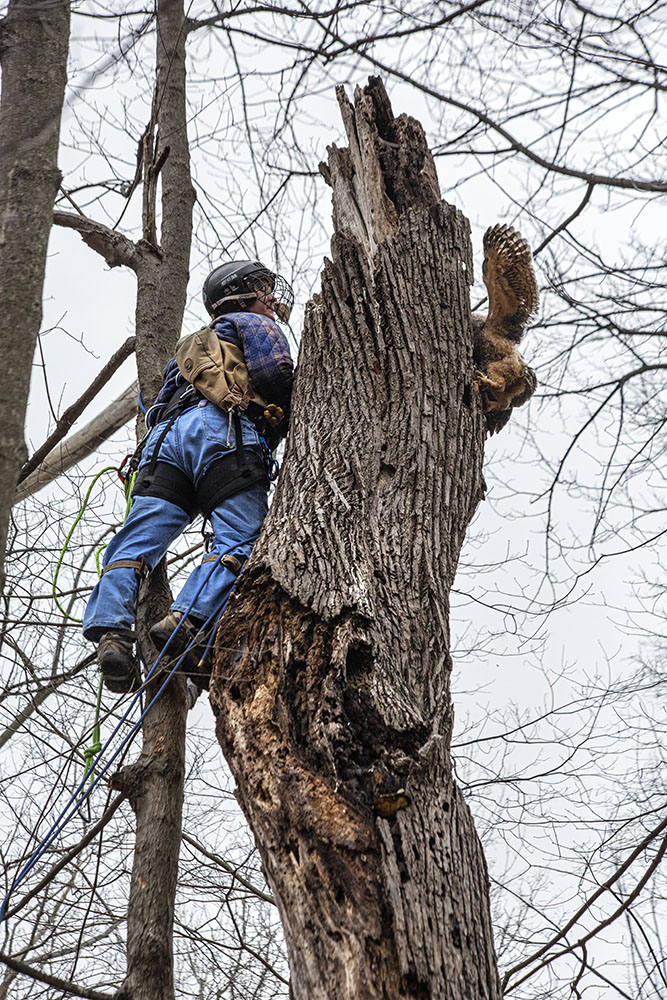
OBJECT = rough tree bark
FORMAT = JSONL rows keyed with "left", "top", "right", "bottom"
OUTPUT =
{"left": 211, "top": 79, "right": 499, "bottom": 999}
{"left": 116, "top": 2, "right": 195, "bottom": 998}
{"left": 0, "top": 0, "right": 70, "bottom": 590}
{"left": 4, "top": 3, "right": 191, "bottom": 997}
{"left": 41, "top": 2, "right": 195, "bottom": 995}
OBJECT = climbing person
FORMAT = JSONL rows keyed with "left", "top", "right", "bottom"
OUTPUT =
{"left": 82, "top": 260, "right": 295, "bottom": 694}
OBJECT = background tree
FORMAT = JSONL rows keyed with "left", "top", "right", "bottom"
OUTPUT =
{"left": 1, "top": 1, "right": 665, "bottom": 998}
{"left": 0, "top": 0, "right": 70, "bottom": 590}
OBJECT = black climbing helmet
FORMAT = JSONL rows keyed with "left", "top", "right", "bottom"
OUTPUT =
{"left": 202, "top": 260, "right": 294, "bottom": 322}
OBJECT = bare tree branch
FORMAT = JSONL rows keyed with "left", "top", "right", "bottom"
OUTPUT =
{"left": 14, "top": 383, "right": 137, "bottom": 503}
{"left": 0, "top": 950, "right": 115, "bottom": 1000}
{"left": 53, "top": 211, "right": 159, "bottom": 271}
{"left": 503, "top": 811, "right": 667, "bottom": 990}
{"left": 5, "top": 794, "right": 126, "bottom": 921}
{"left": 181, "top": 832, "right": 275, "bottom": 906}
{"left": 18, "top": 338, "right": 136, "bottom": 485}
{"left": 0, "top": 653, "right": 94, "bottom": 753}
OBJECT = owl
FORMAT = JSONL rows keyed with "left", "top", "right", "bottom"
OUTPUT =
{"left": 472, "top": 224, "right": 539, "bottom": 435}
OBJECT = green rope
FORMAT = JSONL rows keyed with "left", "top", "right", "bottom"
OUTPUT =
{"left": 51, "top": 463, "right": 132, "bottom": 786}
{"left": 51, "top": 466, "right": 118, "bottom": 623}
{"left": 83, "top": 676, "right": 104, "bottom": 785}
{"left": 123, "top": 470, "right": 136, "bottom": 516}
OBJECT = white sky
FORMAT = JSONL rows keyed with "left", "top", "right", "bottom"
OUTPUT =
{"left": 12, "top": 2, "right": 667, "bottom": 995}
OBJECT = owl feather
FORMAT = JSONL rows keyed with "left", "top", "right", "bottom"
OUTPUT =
{"left": 473, "top": 224, "right": 539, "bottom": 434}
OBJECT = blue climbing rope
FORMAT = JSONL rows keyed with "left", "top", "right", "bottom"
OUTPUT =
{"left": 0, "top": 553, "right": 225, "bottom": 922}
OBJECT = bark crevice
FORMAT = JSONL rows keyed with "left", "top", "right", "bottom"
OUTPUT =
{"left": 211, "top": 78, "right": 498, "bottom": 1000}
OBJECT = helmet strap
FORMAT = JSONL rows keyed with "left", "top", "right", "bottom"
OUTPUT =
{"left": 211, "top": 291, "right": 257, "bottom": 316}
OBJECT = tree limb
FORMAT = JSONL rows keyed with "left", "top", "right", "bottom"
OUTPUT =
{"left": 533, "top": 183, "right": 593, "bottom": 256}
{"left": 14, "top": 383, "right": 137, "bottom": 503}
{"left": 181, "top": 832, "right": 275, "bottom": 905}
{"left": 18, "top": 337, "right": 136, "bottom": 484}
{"left": 286, "top": 25, "right": 667, "bottom": 194}
{"left": 506, "top": 829, "right": 667, "bottom": 992}
{"left": 5, "top": 794, "right": 126, "bottom": 921}
{"left": 0, "top": 950, "right": 115, "bottom": 1000}
{"left": 53, "top": 211, "right": 159, "bottom": 271}
{"left": 503, "top": 810, "right": 667, "bottom": 990}
{"left": 0, "top": 653, "right": 94, "bottom": 752}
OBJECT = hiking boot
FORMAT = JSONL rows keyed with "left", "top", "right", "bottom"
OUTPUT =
{"left": 97, "top": 631, "right": 142, "bottom": 694}
{"left": 149, "top": 611, "right": 212, "bottom": 690}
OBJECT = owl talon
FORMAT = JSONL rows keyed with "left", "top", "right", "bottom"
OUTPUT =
{"left": 475, "top": 370, "right": 507, "bottom": 412}
{"left": 475, "top": 370, "right": 504, "bottom": 391}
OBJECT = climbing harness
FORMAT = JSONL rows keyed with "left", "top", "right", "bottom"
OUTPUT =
{"left": 130, "top": 402, "right": 270, "bottom": 518}
{"left": 99, "top": 556, "right": 148, "bottom": 580}
{"left": 120, "top": 383, "right": 200, "bottom": 486}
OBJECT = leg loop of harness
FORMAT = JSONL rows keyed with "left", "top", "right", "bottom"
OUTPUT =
{"left": 222, "top": 553, "right": 243, "bottom": 575}
{"left": 196, "top": 449, "right": 268, "bottom": 519}
{"left": 100, "top": 556, "right": 149, "bottom": 580}
{"left": 132, "top": 461, "right": 198, "bottom": 516}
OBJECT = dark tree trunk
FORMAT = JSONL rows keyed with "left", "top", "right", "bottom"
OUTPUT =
{"left": 115, "top": 562, "right": 188, "bottom": 1000}
{"left": 210, "top": 79, "right": 499, "bottom": 999}
{"left": 0, "top": 0, "right": 70, "bottom": 590}
{"left": 2, "top": 3, "right": 193, "bottom": 996}
{"left": 117, "top": 3, "right": 195, "bottom": 997}
{"left": 134, "top": 0, "right": 196, "bottom": 407}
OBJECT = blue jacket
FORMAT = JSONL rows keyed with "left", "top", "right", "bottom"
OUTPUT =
{"left": 147, "top": 312, "right": 295, "bottom": 437}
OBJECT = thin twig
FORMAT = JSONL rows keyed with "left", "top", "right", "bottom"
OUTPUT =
{"left": 181, "top": 832, "right": 275, "bottom": 905}
{"left": 0, "top": 950, "right": 115, "bottom": 1000}
{"left": 5, "top": 795, "right": 126, "bottom": 920}
{"left": 18, "top": 338, "right": 136, "bottom": 484}
{"left": 503, "top": 813, "right": 667, "bottom": 990}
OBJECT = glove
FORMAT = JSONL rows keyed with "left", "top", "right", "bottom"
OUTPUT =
{"left": 263, "top": 404, "right": 284, "bottom": 427}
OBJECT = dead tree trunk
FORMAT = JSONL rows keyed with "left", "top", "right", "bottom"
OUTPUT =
{"left": 0, "top": 0, "right": 70, "bottom": 591}
{"left": 210, "top": 79, "right": 498, "bottom": 999}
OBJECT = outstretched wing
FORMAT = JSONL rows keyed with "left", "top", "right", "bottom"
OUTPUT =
{"left": 482, "top": 224, "right": 539, "bottom": 343}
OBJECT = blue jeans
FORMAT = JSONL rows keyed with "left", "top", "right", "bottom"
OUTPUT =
{"left": 83, "top": 403, "right": 268, "bottom": 641}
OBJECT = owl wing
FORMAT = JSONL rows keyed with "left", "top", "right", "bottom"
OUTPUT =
{"left": 511, "top": 364, "right": 537, "bottom": 408}
{"left": 482, "top": 224, "right": 539, "bottom": 343}
{"left": 485, "top": 407, "right": 513, "bottom": 436}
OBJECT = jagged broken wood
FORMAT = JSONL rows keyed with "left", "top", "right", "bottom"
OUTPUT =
{"left": 211, "top": 78, "right": 499, "bottom": 1000}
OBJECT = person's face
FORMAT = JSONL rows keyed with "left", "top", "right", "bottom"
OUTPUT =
{"left": 247, "top": 279, "right": 276, "bottom": 319}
